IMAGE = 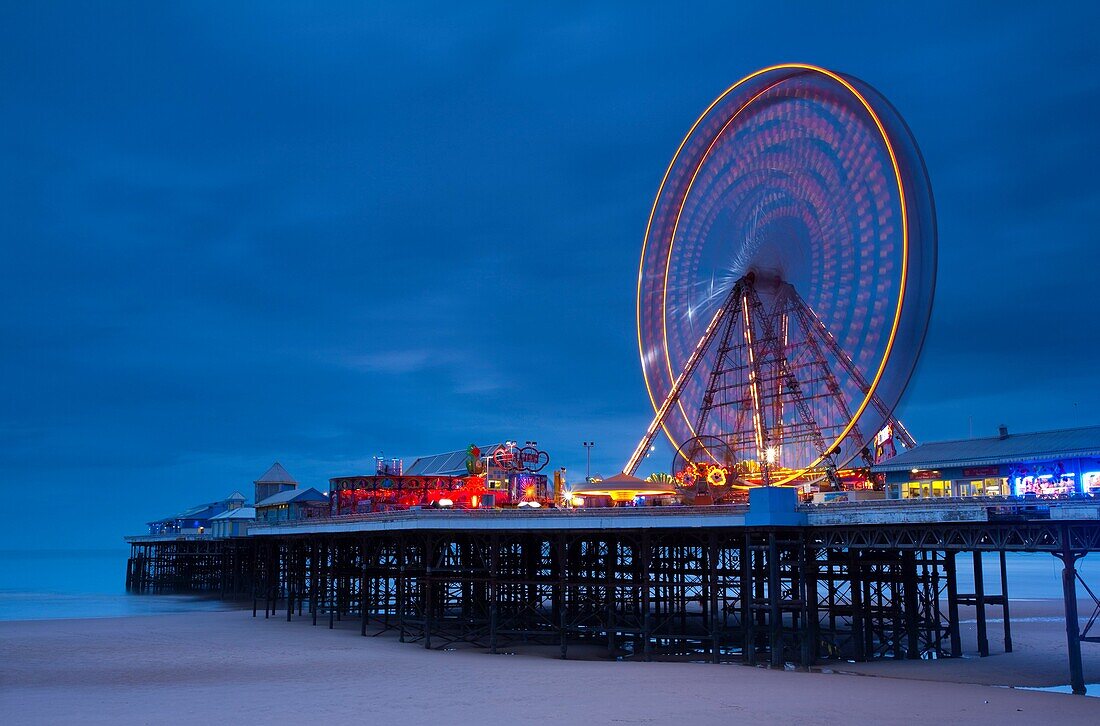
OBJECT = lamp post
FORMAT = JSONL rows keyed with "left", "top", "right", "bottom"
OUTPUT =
{"left": 583, "top": 441, "right": 595, "bottom": 480}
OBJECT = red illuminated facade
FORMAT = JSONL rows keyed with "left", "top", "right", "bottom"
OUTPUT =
{"left": 329, "top": 475, "right": 497, "bottom": 515}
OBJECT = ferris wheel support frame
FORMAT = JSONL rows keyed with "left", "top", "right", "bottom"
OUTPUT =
{"left": 623, "top": 280, "right": 746, "bottom": 476}
{"left": 626, "top": 274, "right": 916, "bottom": 481}
{"left": 788, "top": 286, "right": 917, "bottom": 451}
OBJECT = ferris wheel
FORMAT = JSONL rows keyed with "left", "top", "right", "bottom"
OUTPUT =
{"left": 624, "top": 64, "right": 936, "bottom": 488}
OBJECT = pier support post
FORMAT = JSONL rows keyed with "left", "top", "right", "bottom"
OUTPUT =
{"left": 311, "top": 541, "right": 319, "bottom": 626}
{"left": 328, "top": 540, "right": 336, "bottom": 630}
{"left": 946, "top": 551, "right": 961, "bottom": 657}
{"left": 607, "top": 535, "right": 617, "bottom": 658}
{"left": 973, "top": 550, "right": 988, "bottom": 657}
{"left": 741, "top": 533, "right": 755, "bottom": 665}
{"left": 999, "top": 550, "right": 1012, "bottom": 653}
{"left": 397, "top": 537, "right": 407, "bottom": 643}
{"left": 489, "top": 534, "right": 499, "bottom": 654}
{"left": 424, "top": 534, "right": 434, "bottom": 649}
{"left": 641, "top": 531, "right": 652, "bottom": 662}
{"left": 768, "top": 533, "right": 782, "bottom": 668}
{"left": 800, "top": 535, "right": 816, "bottom": 669}
{"left": 1054, "top": 547, "right": 1086, "bottom": 695}
{"left": 557, "top": 534, "right": 568, "bottom": 660}
{"left": 708, "top": 532, "right": 720, "bottom": 664}
{"left": 849, "top": 548, "right": 866, "bottom": 662}
{"left": 902, "top": 550, "right": 920, "bottom": 659}
{"left": 361, "top": 538, "right": 369, "bottom": 637}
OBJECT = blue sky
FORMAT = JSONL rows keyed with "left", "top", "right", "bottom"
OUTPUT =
{"left": 2, "top": 2, "right": 1098, "bottom": 549}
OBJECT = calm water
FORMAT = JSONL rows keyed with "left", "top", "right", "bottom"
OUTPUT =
{"left": 0, "top": 549, "right": 236, "bottom": 621}
{"left": 0, "top": 548, "right": 1092, "bottom": 622}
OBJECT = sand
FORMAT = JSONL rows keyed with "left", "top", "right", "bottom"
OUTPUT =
{"left": 2, "top": 602, "right": 1098, "bottom": 725}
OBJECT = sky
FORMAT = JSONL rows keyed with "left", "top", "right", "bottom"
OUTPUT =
{"left": 1, "top": 2, "right": 1098, "bottom": 550}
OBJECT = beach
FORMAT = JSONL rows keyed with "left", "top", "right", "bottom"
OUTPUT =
{"left": 2, "top": 599, "right": 1098, "bottom": 725}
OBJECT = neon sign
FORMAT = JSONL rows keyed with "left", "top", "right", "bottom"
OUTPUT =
{"left": 493, "top": 443, "right": 549, "bottom": 472}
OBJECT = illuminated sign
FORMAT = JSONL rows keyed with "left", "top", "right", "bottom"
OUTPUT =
{"left": 494, "top": 443, "right": 549, "bottom": 472}
{"left": 873, "top": 425, "right": 897, "bottom": 463}
{"left": 874, "top": 425, "right": 893, "bottom": 446}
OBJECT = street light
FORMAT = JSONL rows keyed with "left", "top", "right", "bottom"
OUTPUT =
{"left": 583, "top": 441, "right": 595, "bottom": 480}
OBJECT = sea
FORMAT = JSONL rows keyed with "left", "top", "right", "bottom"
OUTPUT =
{"left": 0, "top": 549, "right": 237, "bottom": 621}
{"left": 0, "top": 548, "right": 1092, "bottom": 622}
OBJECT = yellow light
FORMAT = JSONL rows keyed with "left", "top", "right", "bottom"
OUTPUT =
{"left": 707, "top": 467, "right": 727, "bottom": 487}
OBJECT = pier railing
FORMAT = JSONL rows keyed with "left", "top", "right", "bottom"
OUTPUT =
{"left": 249, "top": 494, "right": 1100, "bottom": 532}
{"left": 124, "top": 533, "right": 214, "bottom": 543}
{"left": 253, "top": 503, "right": 753, "bottom": 531}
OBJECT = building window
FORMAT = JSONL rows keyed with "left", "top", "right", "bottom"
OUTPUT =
{"left": 900, "top": 480, "right": 949, "bottom": 498}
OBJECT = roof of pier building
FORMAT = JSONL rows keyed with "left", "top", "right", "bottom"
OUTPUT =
{"left": 405, "top": 444, "right": 506, "bottom": 477}
{"left": 146, "top": 491, "right": 249, "bottom": 525}
{"left": 872, "top": 424, "right": 1100, "bottom": 473}
{"left": 255, "top": 487, "right": 328, "bottom": 508}
{"left": 210, "top": 506, "right": 256, "bottom": 521}
{"left": 254, "top": 462, "right": 297, "bottom": 485}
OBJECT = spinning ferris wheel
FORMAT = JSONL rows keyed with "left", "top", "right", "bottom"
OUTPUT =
{"left": 624, "top": 64, "right": 936, "bottom": 492}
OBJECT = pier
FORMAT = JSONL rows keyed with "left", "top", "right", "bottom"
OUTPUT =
{"left": 126, "top": 497, "right": 1100, "bottom": 694}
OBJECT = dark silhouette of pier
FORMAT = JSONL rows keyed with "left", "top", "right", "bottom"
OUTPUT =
{"left": 126, "top": 501, "right": 1100, "bottom": 694}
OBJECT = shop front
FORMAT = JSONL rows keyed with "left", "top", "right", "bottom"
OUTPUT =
{"left": 894, "top": 466, "right": 1008, "bottom": 499}
{"left": 884, "top": 458, "right": 1099, "bottom": 499}
{"left": 873, "top": 425, "right": 1100, "bottom": 500}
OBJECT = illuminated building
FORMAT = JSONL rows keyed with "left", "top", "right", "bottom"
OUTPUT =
{"left": 873, "top": 424, "right": 1100, "bottom": 498}
{"left": 329, "top": 441, "right": 552, "bottom": 514}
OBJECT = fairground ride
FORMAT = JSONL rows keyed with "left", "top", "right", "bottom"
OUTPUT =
{"left": 623, "top": 64, "right": 936, "bottom": 503}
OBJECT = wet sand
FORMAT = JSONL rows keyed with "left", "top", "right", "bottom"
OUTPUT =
{"left": 1, "top": 603, "right": 1098, "bottom": 725}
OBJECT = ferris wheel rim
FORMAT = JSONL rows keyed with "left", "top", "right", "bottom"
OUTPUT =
{"left": 637, "top": 63, "right": 914, "bottom": 485}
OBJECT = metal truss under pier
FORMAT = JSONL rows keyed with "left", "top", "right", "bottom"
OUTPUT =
{"left": 125, "top": 535, "right": 256, "bottom": 597}
{"left": 127, "top": 511, "right": 1100, "bottom": 694}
